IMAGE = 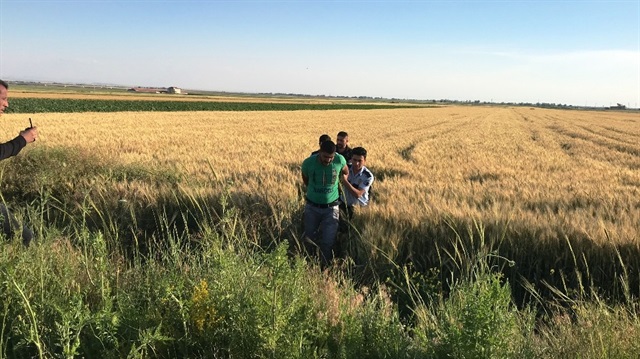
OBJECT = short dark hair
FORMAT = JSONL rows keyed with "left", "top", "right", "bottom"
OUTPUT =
{"left": 320, "top": 140, "right": 336, "bottom": 154}
{"left": 337, "top": 131, "right": 348, "bottom": 138}
{"left": 318, "top": 134, "right": 331, "bottom": 144}
{"left": 352, "top": 147, "right": 367, "bottom": 159}
{"left": 0, "top": 80, "right": 8, "bottom": 90}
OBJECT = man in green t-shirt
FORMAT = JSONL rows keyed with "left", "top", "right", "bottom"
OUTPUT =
{"left": 301, "top": 140, "right": 348, "bottom": 266}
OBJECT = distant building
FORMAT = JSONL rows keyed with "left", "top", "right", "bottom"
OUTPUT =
{"left": 127, "top": 86, "right": 184, "bottom": 94}
{"left": 608, "top": 103, "right": 626, "bottom": 110}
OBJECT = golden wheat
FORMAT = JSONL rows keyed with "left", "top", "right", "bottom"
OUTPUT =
{"left": 3, "top": 105, "right": 638, "bottom": 249}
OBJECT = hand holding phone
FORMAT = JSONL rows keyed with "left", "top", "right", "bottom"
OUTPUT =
{"left": 21, "top": 118, "right": 37, "bottom": 143}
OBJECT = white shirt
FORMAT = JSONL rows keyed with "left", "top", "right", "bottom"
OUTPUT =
{"left": 344, "top": 165, "right": 374, "bottom": 206}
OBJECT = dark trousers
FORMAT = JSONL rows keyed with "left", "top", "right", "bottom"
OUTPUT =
{"left": 338, "top": 202, "right": 354, "bottom": 232}
{"left": 335, "top": 203, "right": 356, "bottom": 258}
{"left": 0, "top": 203, "right": 34, "bottom": 246}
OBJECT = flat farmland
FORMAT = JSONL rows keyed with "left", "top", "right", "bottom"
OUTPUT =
{"left": 2, "top": 101, "right": 640, "bottom": 357}
{"left": 8, "top": 106, "right": 637, "bottom": 245}
{"left": 6, "top": 104, "right": 639, "bottom": 275}
{"left": 8, "top": 86, "right": 412, "bottom": 105}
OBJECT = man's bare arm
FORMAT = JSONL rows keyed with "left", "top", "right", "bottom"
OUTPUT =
{"left": 342, "top": 180, "right": 365, "bottom": 198}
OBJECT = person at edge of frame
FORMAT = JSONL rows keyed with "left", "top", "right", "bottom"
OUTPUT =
{"left": 310, "top": 134, "right": 331, "bottom": 156}
{"left": 301, "top": 140, "right": 349, "bottom": 267}
{"left": 336, "top": 131, "right": 353, "bottom": 166}
{"left": 0, "top": 79, "right": 38, "bottom": 246}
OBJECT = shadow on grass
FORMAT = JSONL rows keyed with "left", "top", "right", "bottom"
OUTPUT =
{"left": 341, "top": 212, "right": 640, "bottom": 317}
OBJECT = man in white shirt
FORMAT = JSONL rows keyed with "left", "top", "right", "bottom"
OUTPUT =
{"left": 341, "top": 147, "right": 374, "bottom": 219}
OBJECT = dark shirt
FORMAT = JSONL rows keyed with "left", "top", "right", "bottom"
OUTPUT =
{"left": 0, "top": 136, "right": 26, "bottom": 161}
{"left": 337, "top": 146, "right": 353, "bottom": 165}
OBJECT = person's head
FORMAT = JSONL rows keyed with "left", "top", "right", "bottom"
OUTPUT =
{"left": 318, "top": 134, "right": 331, "bottom": 146}
{"left": 336, "top": 131, "right": 349, "bottom": 151}
{"left": 318, "top": 140, "right": 336, "bottom": 166}
{"left": 351, "top": 147, "right": 367, "bottom": 172}
{"left": 0, "top": 80, "right": 8, "bottom": 116}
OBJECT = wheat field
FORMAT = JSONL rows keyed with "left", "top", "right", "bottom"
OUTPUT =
{"left": 3, "top": 105, "right": 639, "bottom": 286}
{"left": 2, "top": 103, "right": 640, "bottom": 357}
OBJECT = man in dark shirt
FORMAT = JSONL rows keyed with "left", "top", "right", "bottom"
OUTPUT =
{"left": 336, "top": 131, "right": 353, "bottom": 166}
{"left": 0, "top": 79, "right": 38, "bottom": 245}
{"left": 310, "top": 134, "right": 331, "bottom": 156}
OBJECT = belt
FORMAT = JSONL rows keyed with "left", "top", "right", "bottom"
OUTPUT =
{"left": 305, "top": 198, "right": 339, "bottom": 208}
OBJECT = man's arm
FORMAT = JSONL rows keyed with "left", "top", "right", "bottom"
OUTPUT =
{"left": 0, "top": 127, "right": 38, "bottom": 161}
{"left": 339, "top": 165, "right": 349, "bottom": 185}
{"left": 301, "top": 157, "right": 310, "bottom": 187}
{"left": 0, "top": 136, "right": 27, "bottom": 161}
{"left": 340, "top": 165, "right": 365, "bottom": 198}
{"left": 341, "top": 179, "right": 366, "bottom": 199}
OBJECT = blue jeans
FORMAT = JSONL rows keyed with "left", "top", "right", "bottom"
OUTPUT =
{"left": 303, "top": 203, "right": 339, "bottom": 265}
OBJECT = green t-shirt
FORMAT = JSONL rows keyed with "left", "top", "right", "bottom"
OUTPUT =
{"left": 301, "top": 154, "right": 346, "bottom": 204}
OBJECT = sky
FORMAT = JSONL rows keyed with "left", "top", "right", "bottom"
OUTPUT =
{"left": 0, "top": 0, "right": 638, "bottom": 107}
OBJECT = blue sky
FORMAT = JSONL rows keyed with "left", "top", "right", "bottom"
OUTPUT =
{"left": 1, "top": 1, "right": 638, "bottom": 106}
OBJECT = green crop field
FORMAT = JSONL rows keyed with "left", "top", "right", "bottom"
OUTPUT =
{"left": 5, "top": 97, "right": 425, "bottom": 113}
